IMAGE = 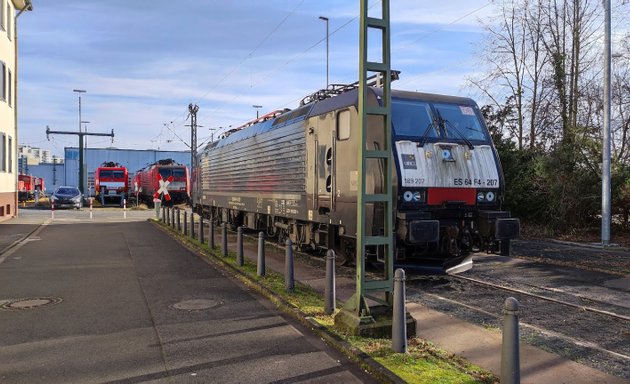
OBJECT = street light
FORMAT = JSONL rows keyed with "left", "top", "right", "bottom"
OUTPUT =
{"left": 319, "top": 16, "right": 329, "bottom": 88}
{"left": 253, "top": 105, "right": 263, "bottom": 119}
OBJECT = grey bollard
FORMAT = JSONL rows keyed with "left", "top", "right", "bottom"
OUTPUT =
{"left": 222, "top": 222, "right": 228, "bottom": 256}
{"left": 324, "top": 250, "right": 336, "bottom": 315}
{"left": 392, "top": 268, "right": 407, "bottom": 353}
{"left": 501, "top": 297, "right": 521, "bottom": 384}
{"left": 162, "top": 206, "right": 166, "bottom": 222}
{"left": 209, "top": 217, "right": 215, "bottom": 248}
{"left": 183, "top": 211, "right": 188, "bottom": 236}
{"left": 285, "top": 239, "right": 294, "bottom": 292}
{"left": 190, "top": 212, "right": 195, "bottom": 239}
{"left": 166, "top": 206, "right": 170, "bottom": 225}
{"left": 177, "top": 208, "right": 181, "bottom": 231}
{"left": 199, "top": 215, "right": 204, "bottom": 243}
{"left": 171, "top": 207, "right": 175, "bottom": 228}
{"left": 257, "top": 232, "right": 265, "bottom": 276}
{"left": 237, "top": 227, "right": 244, "bottom": 266}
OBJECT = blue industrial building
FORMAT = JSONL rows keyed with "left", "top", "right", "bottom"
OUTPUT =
{"left": 26, "top": 147, "right": 191, "bottom": 196}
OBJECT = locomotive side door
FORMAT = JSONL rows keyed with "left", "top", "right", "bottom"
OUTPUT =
{"left": 313, "top": 113, "right": 335, "bottom": 216}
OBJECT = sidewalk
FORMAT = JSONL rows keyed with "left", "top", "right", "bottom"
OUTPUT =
{"left": 208, "top": 223, "right": 628, "bottom": 384}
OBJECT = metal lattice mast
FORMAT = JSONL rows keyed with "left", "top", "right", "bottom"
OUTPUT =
{"left": 189, "top": 104, "right": 199, "bottom": 205}
{"left": 354, "top": 0, "right": 394, "bottom": 316}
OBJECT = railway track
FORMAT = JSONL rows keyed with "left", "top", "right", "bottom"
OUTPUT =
{"left": 406, "top": 270, "right": 630, "bottom": 380}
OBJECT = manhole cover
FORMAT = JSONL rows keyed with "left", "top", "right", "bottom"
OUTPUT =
{"left": 0, "top": 297, "right": 63, "bottom": 311}
{"left": 171, "top": 299, "right": 223, "bottom": 311}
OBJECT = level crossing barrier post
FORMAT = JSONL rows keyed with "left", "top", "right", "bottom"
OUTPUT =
{"left": 89, "top": 198, "right": 93, "bottom": 220}
{"left": 154, "top": 200, "right": 161, "bottom": 219}
{"left": 392, "top": 268, "right": 407, "bottom": 353}
{"left": 51, "top": 201, "right": 55, "bottom": 220}
{"left": 325, "top": 249, "right": 336, "bottom": 315}
{"left": 257, "top": 232, "right": 265, "bottom": 276}
{"left": 124, "top": 199, "right": 127, "bottom": 220}
{"left": 501, "top": 297, "right": 521, "bottom": 384}
{"left": 222, "top": 222, "right": 228, "bottom": 256}
{"left": 199, "top": 215, "right": 204, "bottom": 243}
{"left": 190, "top": 212, "right": 195, "bottom": 239}
{"left": 237, "top": 226, "right": 244, "bottom": 266}
{"left": 285, "top": 239, "right": 294, "bottom": 292}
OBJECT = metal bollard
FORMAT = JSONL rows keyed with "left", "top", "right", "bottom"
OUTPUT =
{"left": 324, "top": 249, "right": 336, "bottom": 315}
{"left": 222, "top": 222, "right": 228, "bottom": 256}
{"left": 170, "top": 207, "right": 175, "bottom": 228}
{"left": 190, "top": 212, "right": 195, "bottom": 239}
{"left": 124, "top": 199, "right": 127, "bottom": 220}
{"left": 183, "top": 211, "right": 188, "bottom": 235}
{"left": 161, "top": 205, "right": 165, "bottom": 223}
{"left": 176, "top": 208, "right": 181, "bottom": 231}
{"left": 392, "top": 268, "right": 407, "bottom": 353}
{"left": 89, "top": 198, "right": 93, "bottom": 220}
{"left": 501, "top": 297, "right": 521, "bottom": 384}
{"left": 209, "top": 216, "right": 215, "bottom": 248}
{"left": 165, "top": 205, "right": 169, "bottom": 224}
{"left": 257, "top": 232, "right": 265, "bottom": 276}
{"left": 199, "top": 215, "right": 204, "bottom": 243}
{"left": 285, "top": 239, "right": 294, "bottom": 292}
{"left": 237, "top": 227, "right": 244, "bottom": 266}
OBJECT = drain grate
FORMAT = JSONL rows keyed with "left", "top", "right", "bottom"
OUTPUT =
{"left": 0, "top": 297, "right": 63, "bottom": 311}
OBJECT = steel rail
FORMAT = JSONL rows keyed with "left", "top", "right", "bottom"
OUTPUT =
{"left": 453, "top": 274, "right": 630, "bottom": 322}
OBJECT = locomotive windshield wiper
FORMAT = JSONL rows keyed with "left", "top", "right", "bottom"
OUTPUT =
{"left": 417, "top": 122, "right": 436, "bottom": 147}
{"left": 436, "top": 110, "right": 474, "bottom": 150}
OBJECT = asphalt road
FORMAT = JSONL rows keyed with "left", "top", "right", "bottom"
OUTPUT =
{"left": 0, "top": 209, "right": 376, "bottom": 383}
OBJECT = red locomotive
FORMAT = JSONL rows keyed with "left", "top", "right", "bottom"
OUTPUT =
{"left": 133, "top": 159, "right": 190, "bottom": 206}
{"left": 18, "top": 174, "right": 45, "bottom": 202}
{"left": 95, "top": 162, "right": 129, "bottom": 205}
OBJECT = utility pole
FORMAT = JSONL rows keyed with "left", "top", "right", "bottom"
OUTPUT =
{"left": 602, "top": 0, "right": 612, "bottom": 246}
{"left": 188, "top": 103, "right": 199, "bottom": 205}
{"left": 46, "top": 125, "right": 114, "bottom": 195}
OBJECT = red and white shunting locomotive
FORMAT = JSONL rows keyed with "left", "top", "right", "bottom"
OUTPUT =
{"left": 95, "top": 162, "right": 128, "bottom": 205}
{"left": 134, "top": 159, "right": 190, "bottom": 206}
{"left": 193, "top": 82, "right": 520, "bottom": 273}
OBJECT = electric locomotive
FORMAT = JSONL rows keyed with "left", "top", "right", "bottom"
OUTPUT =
{"left": 193, "top": 80, "right": 519, "bottom": 273}
{"left": 134, "top": 159, "right": 190, "bottom": 206}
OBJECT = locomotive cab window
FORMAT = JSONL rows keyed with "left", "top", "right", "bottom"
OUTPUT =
{"left": 433, "top": 103, "right": 488, "bottom": 142}
{"left": 337, "top": 110, "right": 351, "bottom": 140}
{"left": 391, "top": 99, "right": 434, "bottom": 138}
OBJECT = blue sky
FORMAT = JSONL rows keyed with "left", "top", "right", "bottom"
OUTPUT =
{"left": 17, "top": 0, "right": 495, "bottom": 158}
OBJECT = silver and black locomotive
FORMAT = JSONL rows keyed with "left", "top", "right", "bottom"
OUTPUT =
{"left": 193, "top": 81, "right": 519, "bottom": 273}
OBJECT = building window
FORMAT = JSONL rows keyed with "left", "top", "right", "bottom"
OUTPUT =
{"left": 0, "top": 133, "right": 5, "bottom": 172}
{"left": 0, "top": 61, "right": 5, "bottom": 102}
{"left": 8, "top": 135, "right": 12, "bottom": 173}
{"left": 6, "top": 2, "right": 10, "bottom": 41}
{"left": 7, "top": 69, "right": 11, "bottom": 106}
{"left": 0, "top": 0, "right": 4, "bottom": 32}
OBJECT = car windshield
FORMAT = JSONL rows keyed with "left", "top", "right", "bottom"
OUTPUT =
{"left": 392, "top": 98, "right": 489, "bottom": 142}
{"left": 56, "top": 188, "right": 79, "bottom": 196}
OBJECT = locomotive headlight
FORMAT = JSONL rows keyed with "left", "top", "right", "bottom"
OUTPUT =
{"left": 477, "top": 192, "right": 485, "bottom": 202}
{"left": 485, "top": 191, "right": 495, "bottom": 202}
{"left": 403, "top": 191, "right": 414, "bottom": 202}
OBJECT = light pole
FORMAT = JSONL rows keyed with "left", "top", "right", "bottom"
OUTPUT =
{"left": 319, "top": 16, "right": 329, "bottom": 88}
{"left": 73, "top": 89, "right": 87, "bottom": 194}
{"left": 602, "top": 0, "right": 611, "bottom": 246}
{"left": 253, "top": 105, "right": 262, "bottom": 119}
